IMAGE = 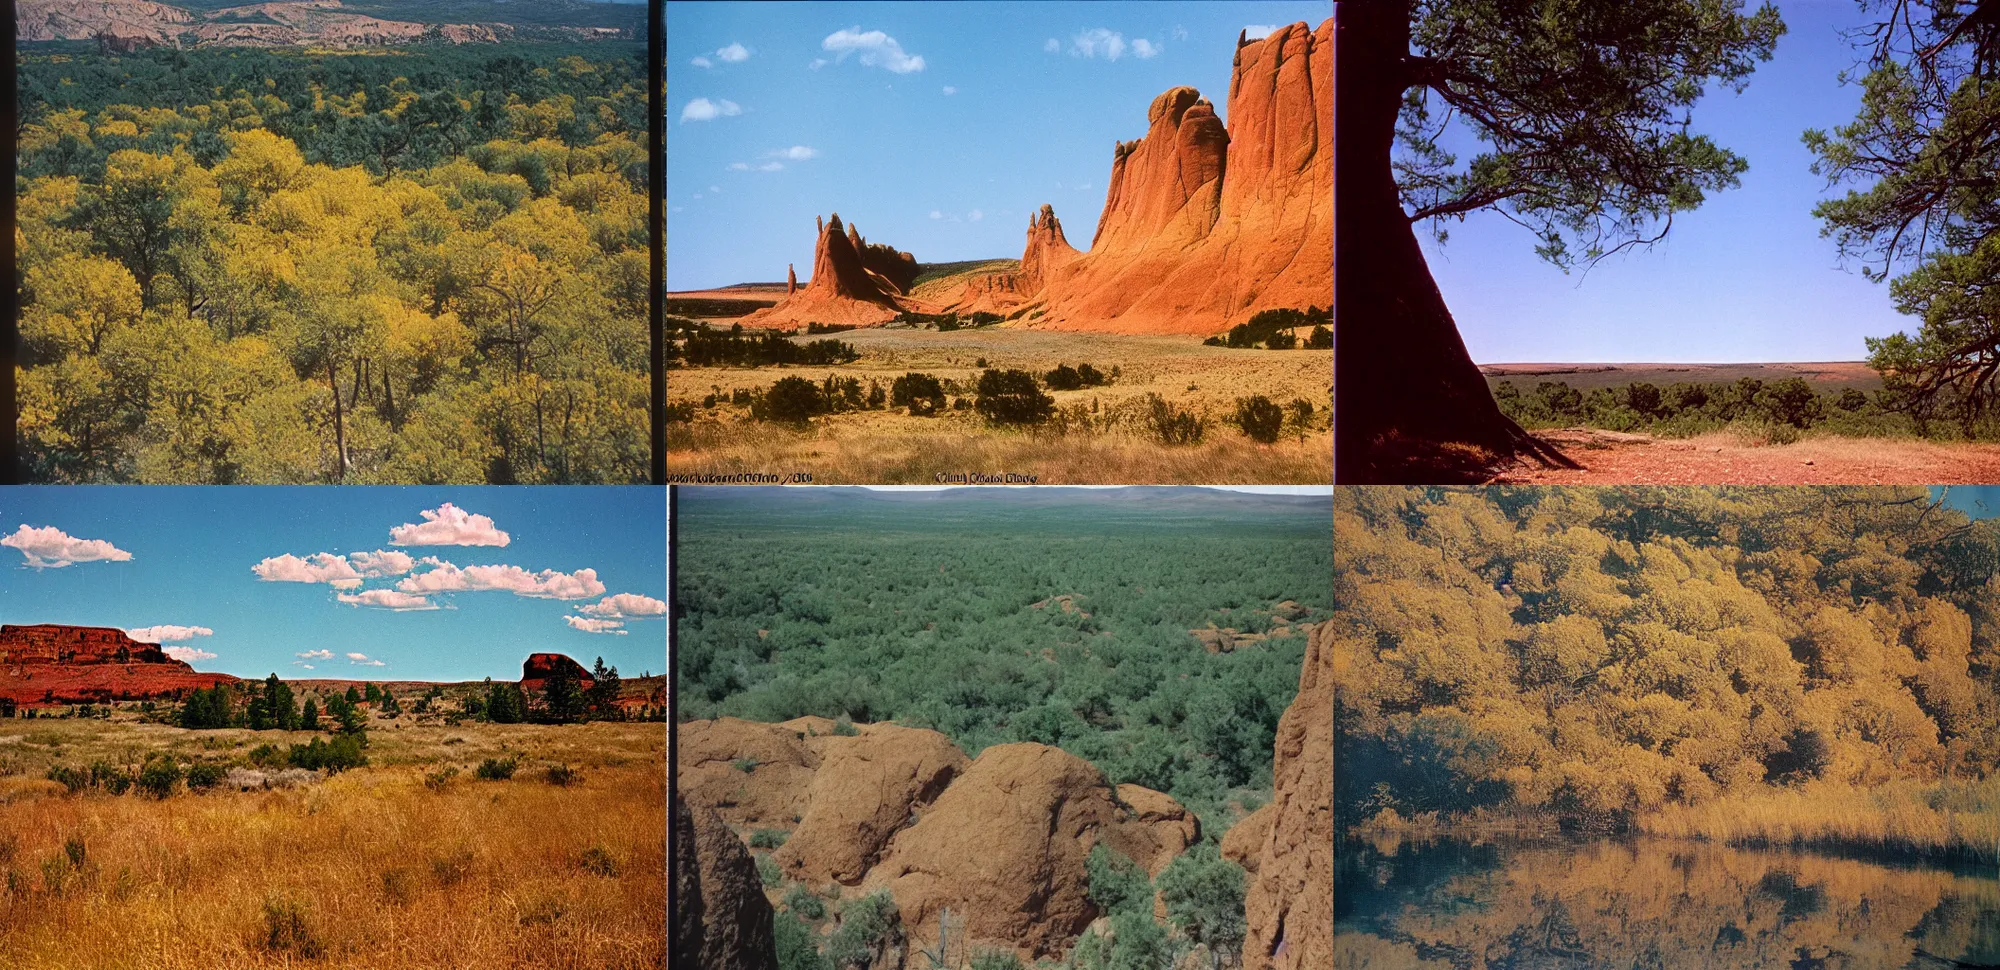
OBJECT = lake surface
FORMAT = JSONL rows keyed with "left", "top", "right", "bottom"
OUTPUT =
{"left": 1336, "top": 834, "right": 2000, "bottom": 969}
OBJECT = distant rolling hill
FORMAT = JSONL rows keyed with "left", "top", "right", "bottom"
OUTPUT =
{"left": 1481, "top": 361, "right": 1882, "bottom": 393}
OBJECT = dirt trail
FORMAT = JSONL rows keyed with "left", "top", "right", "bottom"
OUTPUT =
{"left": 1494, "top": 430, "right": 2000, "bottom": 484}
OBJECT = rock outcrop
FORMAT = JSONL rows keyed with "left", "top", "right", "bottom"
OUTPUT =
{"left": 690, "top": 799, "right": 779, "bottom": 970}
{"left": 518, "top": 652, "right": 594, "bottom": 696}
{"left": 677, "top": 717, "right": 821, "bottom": 827}
{"left": 740, "top": 214, "right": 919, "bottom": 328}
{"left": 1220, "top": 803, "right": 1275, "bottom": 875}
{"left": 786, "top": 264, "right": 797, "bottom": 296}
{"left": 18, "top": 0, "right": 514, "bottom": 48}
{"left": 673, "top": 791, "right": 707, "bottom": 968}
{"left": 1241, "top": 621, "right": 1332, "bottom": 970}
{"left": 0, "top": 624, "right": 238, "bottom": 707}
{"left": 864, "top": 742, "right": 1197, "bottom": 964}
{"left": 774, "top": 724, "right": 968, "bottom": 886}
{"left": 1020, "top": 204, "right": 1083, "bottom": 296}
{"left": 986, "top": 20, "right": 1329, "bottom": 336}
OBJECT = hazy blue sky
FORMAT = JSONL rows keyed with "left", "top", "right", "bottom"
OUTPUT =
{"left": 665, "top": 0, "right": 1331, "bottom": 290}
{"left": 0, "top": 488, "right": 666, "bottom": 682}
{"left": 1426, "top": 0, "right": 1912, "bottom": 364}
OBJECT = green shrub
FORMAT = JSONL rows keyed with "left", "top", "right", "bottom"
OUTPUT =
{"left": 832, "top": 716, "right": 859, "bottom": 737}
{"left": 890, "top": 372, "right": 947, "bottom": 416}
{"left": 136, "top": 758, "right": 182, "bottom": 799}
{"left": 825, "top": 891, "right": 900, "bottom": 967}
{"left": 579, "top": 845, "right": 619, "bottom": 877}
{"left": 1085, "top": 844, "right": 1151, "bottom": 917}
{"left": 1045, "top": 364, "right": 1086, "bottom": 391}
{"left": 732, "top": 757, "right": 760, "bottom": 773}
{"left": 423, "top": 766, "right": 459, "bottom": 792}
{"left": 1156, "top": 843, "right": 1247, "bottom": 961}
{"left": 975, "top": 369, "right": 1054, "bottom": 425}
{"left": 774, "top": 911, "right": 833, "bottom": 970}
{"left": 261, "top": 896, "right": 323, "bottom": 958}
{"left": 1144, "top": 394, "right": 1205, "bottom": 445}
{"left": 1232, "top": 395, "right": 1285, "bottom": 443}
{"left": 248, "top": 742, "right": 284, "bottom": 768}
{"left": 763, "top": 376, "right": 827, "bottom": 424}
{"left": 783, "top": 882, "right": 826, "bottom": 920}
{"left": 749, "top": 828, "right": 789, "bottom": 849}
{"left": 475, "top": 757, "right": 517, "bottom": 780}
{"left": 545, "top": 763, "right": 580, "bottom": 787}
{"left": 186, "top": 762, "right": 226, "bottom": 791}
{"left": 757, "top": 853, "right": 782, "bottom": 887}
{"left": 46, "top": 765, "right": 88, "bottom": 795}
{"left": 970, "top": 949, "right": 1025, "bottom": 970}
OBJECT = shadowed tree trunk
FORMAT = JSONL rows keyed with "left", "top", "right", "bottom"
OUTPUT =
{"left": 1335, "top": 1, "right": 1576, "bottom": 483}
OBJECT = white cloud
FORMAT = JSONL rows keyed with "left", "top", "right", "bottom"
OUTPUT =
{"left": 969, "top": 209, "right": 984, "bottom": 221}
{"left": 295, "top": 663, "right": 315, "bottom": 670}
{"left": 1070, "top": 28, "right": 1127, "bottom": 61}
{"left": 1243, "top": 25, "right": 1278, "bottom": 40}
{"left": 252, "top": 552, "right": 363, "bottom": 589}
{"left": 336, "top": 589, "right": 438, "bottom": 612}
{"left": 823, "top": 27, "right": 925, "bottom": 73}
{"left": 578, "top": 593, "right": 668, "bottom": 619}
{"left": 767, "top": 146, "right": 819, "bottom": 160}
{"left": 758, "top": 161, "right": 784, "bottom": 172}
{"left": 346, "top": 652, "right": 369, "bottom": 661}
{"left": 942, "top": 85, "right": 957, "bottom": 95}
{"left": 388, "top": 503, "right": 510, "bottom": 548}
{"left": 343, "top": 652, "right": 388, "bottom": 666}
{"left": 1131, "top": 39, "right": 1160, "bottom": 58}
{"left": 1043, "top": 38, "right": 1060, "bottom": 53}
{"left": 809, "top": 58, "right": 829, "bottom": 70}
{"left": 297, "top": 649, "right": 334, "bottom": 660}
{"left": 163, "top": 646, "right": 218, "bottom": 663}
{"left": 728, "top": 162, "right": 750, "bottom": 171}
{"left": 716, "top": 42, "right": 750, "bottom": 63}
{"left": 691, "top": 55, "right": 713, "bottom": 68}
{"left": 396, "top": 561, "right": 606, "bottom": 600}
{"left": 2, "top": 525, "right": 133, "bottom": 568}
{"left": 128, "top": 625, "right": 214, "bottom": 644}
{"left": 347, "top": 549, "right": 417, "bottom": 577}
{"left": 680, "top": 97, "right": 743, "bottom": 123}
{"left": 566, "top": 616, "right": 629, "bottom": 635}
{"left": 929, "top": 210, "right": 943, "bottom": 219}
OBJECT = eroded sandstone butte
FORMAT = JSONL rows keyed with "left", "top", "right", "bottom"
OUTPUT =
{"left": 0, "top": 623, "right": 239, "bottom": 708}
{"left": 954, "top": 20, "right": 1329, "bottom": 336}
{"left": 1240, "top": 621, "right": 1331, "bottom": 970}
{"left": 518, "top": 651, "right": 595, "bottom": 696}
{"left": 741, "top": 213, "right": 918, "bottom": 328}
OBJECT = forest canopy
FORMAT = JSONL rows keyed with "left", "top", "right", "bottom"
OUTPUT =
{"left": 674, "top": 494, "right": 1332, "bottom": 825}
{"left": 1335, "top": 487, "right": 2000, "bottom": 830}
{"left": 15, "top": 44, "right": 651, "bottom": 483}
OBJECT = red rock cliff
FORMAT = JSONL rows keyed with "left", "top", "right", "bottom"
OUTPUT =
{"left": 1030, "top": 20, "right": 1330, "bottom": 335}
{"left": 0, "top": 624, "right": 177, "bottom": 666}
{"left": 741, "top": 213, "right": 911, "bottom": 328}
{"left": 520, "top": 652, "right": 595, "bottom": 695}
{"left": 0, "top": 623, "right": 238, "bottom": 707}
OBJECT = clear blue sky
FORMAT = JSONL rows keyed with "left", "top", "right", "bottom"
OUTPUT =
{"left": 665, "top": 0, "right": 1331, "bottom": 290}
{"left": 1427, "top": 0, "right": 1908, "bottom": 364}
{"left": 0, "top": 488, "right": 666, "bottom": 682}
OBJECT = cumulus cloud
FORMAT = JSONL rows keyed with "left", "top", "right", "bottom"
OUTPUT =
{"left": 297, "top": 649, "right": 334, "bottom": 660}
{"left": 2, "top": 525, "right": 133, "bottom": 568}
{"left": 767, "top": 146, "right": 820, "bottom": 160}
{"left": 1043, "top": 38, "right": 1060, "bottom": 53}
{"left": 163, "top": 646, "right": 218, "bottom": 663}
{"left": 253, "top": 552, "right": 364, "bottom": 588}
{"left": 823, "top": 27, "right": 925, "bottom": 73}
{"left": 1131, "top": 39, "right": 1160, "bottom": 58}
{"left": 716, "top": 42, "right": 750, "bottom": 62}
{"left": 577, "top": 593, "right": 668, "bottom": 619}
{"left": 128, "top": 625, "right": 214, "bottom": 644}
{"left": 336, "top": 589, "right": 438, "bottom": 612}
{"left": 690, "top": 55, "right": 713, "bottom": 68}
{"left": 345, "top": 652, "right": 388, "bottom": 666}
{"left": 389, "top": 503, "right": 510, "bottom": 548}
{"left": 566, "top": 616, "right": 628, "bottom": 635}
{"left": 295, "top": 663, "right": 315, "bottom": 670}
{"left": 347, "top": 549, "right": 418, "bottom": 577}
{"left": 942, "top": 85, "right": 957, "bottom": 95}
{"left": 1243, "top": 25, "right": 1278, "bottom": 40}
{"left": 680, "top": 97, "right": 743, "bottom": 123}
{"left": 396, "top": 561, "right": 606, "bottom": 600}
{"left": 728, "top": 162, "right": 750, "bottom": 171}
{"left": 1070, "top": 28, "right": 1128, "bottom": 60}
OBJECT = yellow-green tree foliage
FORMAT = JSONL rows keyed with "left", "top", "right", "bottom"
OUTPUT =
{"left": 1335, "top": 487, "right": 2000, "bottom": 827}
{"left": 16, "top": 53, "right": 647, "bottom": 483}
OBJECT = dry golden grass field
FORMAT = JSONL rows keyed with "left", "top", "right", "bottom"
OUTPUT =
{"left": 667, "top": 327, "right": 1332, "bottom": 484}
{"left": 0, "top": 717, "right": 664, "bottom": 970}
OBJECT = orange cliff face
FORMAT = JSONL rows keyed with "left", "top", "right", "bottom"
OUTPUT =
{"left": 0, "top": 623, "right": 239, "bottom": 708}
{"left": 740, "top": 213, "right": 916, "bottom": 328}
{"left": 961, "top": 20, "right": 1329, "bottom": 336}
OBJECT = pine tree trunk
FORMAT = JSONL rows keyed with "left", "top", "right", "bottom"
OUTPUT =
{"left": 1335, "top": 1, "right": 1575, "bottom": 482}
{"left": 328, "top": 358, "right": 347, "bottom": 482}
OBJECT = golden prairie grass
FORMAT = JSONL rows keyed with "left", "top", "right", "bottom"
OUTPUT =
{"left": 667, "top": 327, "right": 1331, "bottom": 483}
{"left": 1639, "top": 776, "right": 2000, "bottom": 865}
{"left": 0, "top": 718, "right": 664, "bottom": 970}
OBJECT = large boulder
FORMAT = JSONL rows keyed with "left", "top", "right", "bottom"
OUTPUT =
{"left": 690, "top": 800, "right": 779, "bottom": 970}
{"left": 677, "top": 717, "right": 820, "bottom": 827}
{"left": 864, "top": 742, "right": 1195, "bottom": 965}
{"left": 1241, "top": 621, "right": 1332, "bottom": 970}
{"left": 774, "top": 724, "right": 968, "bottom": 886}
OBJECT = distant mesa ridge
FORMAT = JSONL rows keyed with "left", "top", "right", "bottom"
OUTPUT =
{"left": 0, "top": 623, "right": 238, "bottom": 708}
{"left": 0, "top": 623, "right": 184, "bottom": 668}
{"left": 16, "top": 0, "right": 632, "bottom": 49}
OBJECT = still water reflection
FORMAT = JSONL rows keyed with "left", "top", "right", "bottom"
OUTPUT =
{"left": 1335, "top": 834, "right": 2000, "bottom": 969}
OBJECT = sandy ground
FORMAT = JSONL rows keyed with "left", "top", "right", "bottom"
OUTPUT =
{"left": 1494, "top": 429, "right": 2000, "bottom": 484}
